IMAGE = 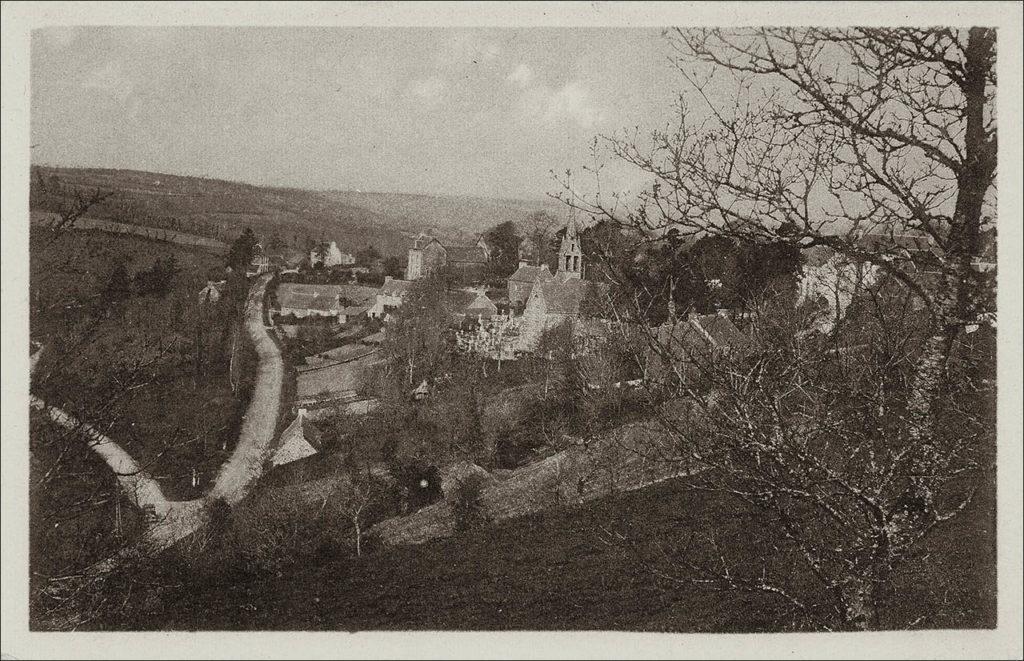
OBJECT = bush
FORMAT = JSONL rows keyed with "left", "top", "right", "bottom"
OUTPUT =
{"left": 451, "top": 474, "right": 491, "bottom": 532}
{"left": 177, "top": 494, "right": 345, "bottom": 582}
{"left": 389, "top": 460, "right": 443, "bottom": 513}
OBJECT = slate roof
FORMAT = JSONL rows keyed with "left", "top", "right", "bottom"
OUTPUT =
{"left": 271, "top": 411, "right": 323, "bottom": 467}
{"left": 380, "top": 279, "right": 415, "bottom": 297}
{"left": 278, "top": 285, "right": 342, "bottom": 312}
{"left": 656, "top": 314, "right": 752, "bottom": 358}
{"left": 278, "top": 283, "right": 377, "bottom": 313}
{"left": 535, "top": 280, "right": 587, "bottom": 316}
{"left": 445, "top": 289, "right": 479, "bottom": 313}
{"left": 697, "top": 314, "right": 752, "bottom": 350}
{"left": 509, "top": 264, "right": 554, "bottom": 283}
{"left": 463, "top": 292, "right": 499, "bottom": 318}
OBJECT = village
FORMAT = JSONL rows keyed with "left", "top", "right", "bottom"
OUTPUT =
{"left": 16, "top": 19, "right": 1008, "bottom": 645}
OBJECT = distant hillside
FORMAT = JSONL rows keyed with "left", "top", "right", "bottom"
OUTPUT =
{"left": 317, "top": 189, "right": 563, "bottom": 243}
{"left": 29, "top": 167, "right": 564, "bottom": 258}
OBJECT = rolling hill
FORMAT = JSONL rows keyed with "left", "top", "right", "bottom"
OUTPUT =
{"left": 29, "top": 166, "right": 564, "bottom": 258}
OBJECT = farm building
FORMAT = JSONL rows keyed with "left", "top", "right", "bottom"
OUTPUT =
{"left": 270, "top": 409, "right": 322, "bottom": 468}
{"left": 368, "top": 276, "right": 414, "bottom": 319}
{"left": 276, "top": 282, "right": 374, "bottom": 323}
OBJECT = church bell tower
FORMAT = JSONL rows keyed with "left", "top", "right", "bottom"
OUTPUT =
{"left": 556, "top": 217, "right": 582, "bottom": 280}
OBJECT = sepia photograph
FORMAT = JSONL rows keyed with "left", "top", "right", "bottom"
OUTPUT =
{"left": 1, "top": 2, "right": 1021, "bottom": 659}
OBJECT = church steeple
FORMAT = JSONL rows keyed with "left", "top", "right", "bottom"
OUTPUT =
{"left": 556, "top": 216, "right": 582, "bottom": 280}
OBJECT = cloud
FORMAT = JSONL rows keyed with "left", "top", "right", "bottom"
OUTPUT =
{"left": 407, "top": 76, "right": 446, "bottom": 109}
{"left": 543, "top": 82, "right": 605, "bottom": 129}
{"left": 82, "top": 61, "right": 134, "bottom": 104}
{"left": 516, "top": 78, "right": 606, "bottom": 131}
{"left": 507, "top": 64, "right": 534, "bottom": 88}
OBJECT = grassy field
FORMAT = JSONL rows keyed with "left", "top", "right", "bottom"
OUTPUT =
{"left": 31, "top": 166, "right": 562, "bottom": 258}
{"left": 95, "top": 468, "right": 995, "bottom": 632}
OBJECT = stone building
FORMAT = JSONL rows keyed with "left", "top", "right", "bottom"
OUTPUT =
{"left": 310, "top": 240, "right": 355, "bottom": 268}
{"left": 553, "top": 216, "right": 583, "bottom": 282}
{"left": 368, "top": 276, "right": 415, "bottom": 319}
{"left": 406, "top": 234, "right": 491, "bottom": 282}
{"left": 248, "top": 242, "right": 271, "bottom": 275}
{"left": 507, "top": 263, "right": 553, "bottom": 307}
{"left": 646, "top": 311, "right": 753, "bottom": 387}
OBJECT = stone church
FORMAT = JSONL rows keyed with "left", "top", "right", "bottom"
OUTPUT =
{"left": 515, "top": 217, "right": 606, "bottom": 349}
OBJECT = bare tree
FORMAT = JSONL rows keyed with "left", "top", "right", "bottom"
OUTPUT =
{"left": 558, "top": 28, "right": 997, "bottom": 629}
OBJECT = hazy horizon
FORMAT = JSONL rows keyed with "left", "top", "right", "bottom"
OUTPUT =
{"left": 31, "top": 27, "right": 680, "bottom": 201}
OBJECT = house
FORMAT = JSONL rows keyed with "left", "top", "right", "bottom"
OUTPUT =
{"left": 647, "top": 311, "right": 752, "bottom": 387}
{"left": 368, "top": 276, "right": 415, "bottom": 319}
{"left": 248, "top": 242, "right": 271, "bottom": 276}
{"left": 310, "top": 240, "right": 355, "bottom": 268}
{"left": 462, "top": 291, "right": 499, "bottom": 320}
{"left": 270, "top": 408, "right": 322, "bottom": 468}
{"left": 406, "top": 233, "right": 491, "bottom": 282}
{"left": 276, "top": 283, "right": 370, "bottom": 324}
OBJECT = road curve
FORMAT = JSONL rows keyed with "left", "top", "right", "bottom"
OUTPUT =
{"left": 30, "top": 395, "right": 169, "bottom": 513}
{"left": 207, "top": 273, "right": 283, "bottom": 506}
{"left": 34, "top": 274, "right": 286, "bottom": 575}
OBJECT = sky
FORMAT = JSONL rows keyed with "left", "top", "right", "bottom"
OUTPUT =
{"left": 31, "top": 27, "right": 683, "bottom": 201}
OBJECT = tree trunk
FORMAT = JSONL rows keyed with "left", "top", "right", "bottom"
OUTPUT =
{"left": 904, "top": 27, "right": 995, "bottom": 500}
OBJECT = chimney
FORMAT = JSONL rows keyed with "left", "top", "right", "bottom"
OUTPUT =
{"left": 518, "top": 259, "right": 529, "bottom": 269}
{"left": 384, "top": 275, "right": 393, "bottom": 283}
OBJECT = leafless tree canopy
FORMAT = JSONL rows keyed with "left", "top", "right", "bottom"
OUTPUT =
{"left": 558, "top": 27, "right": 997, "bottom": 630}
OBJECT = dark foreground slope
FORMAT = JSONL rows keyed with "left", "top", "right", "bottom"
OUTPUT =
{"left": 100, "top": 472, "right": 995, "bottom": 633}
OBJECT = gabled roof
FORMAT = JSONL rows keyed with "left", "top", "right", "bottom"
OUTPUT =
{"left": 535, "top": 280, "right": 587, "bottom": 316}
{"left": 509, "top": 264, "right": 554, "bottom": 283}
{"left": 463, "top": 292, "right": 498, "bottom": 317}
{"left": 271, "top": 411, "right": 322, "bottom": 467}
{"left": 656, "top": 314, "right": 751, "bottom": 357}
{"left": 696, "top": 313, "right": 751, "bottom": 350}
{"left": 412, "top": 234, "right": 443, "bottom": 250}
{"left": 380, "top": 279, "right": 414, "bottom": 297}
{"left": 445, "top": 289, "right": 478, "bottom": 313}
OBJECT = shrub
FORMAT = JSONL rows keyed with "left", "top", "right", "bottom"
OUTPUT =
{"left": 451, "top": 474, "right": 491, "bottom": 533}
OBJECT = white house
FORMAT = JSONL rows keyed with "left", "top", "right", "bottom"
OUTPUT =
{"left": 310, "top": 241, "right": 355, "bottom": 268}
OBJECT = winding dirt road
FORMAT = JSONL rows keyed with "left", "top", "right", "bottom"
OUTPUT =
{"left": 33, "top": 273, "right": 286, "bottom": 569}
{"left": 208, "top": 273, "right": 283, "bottom": 505}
